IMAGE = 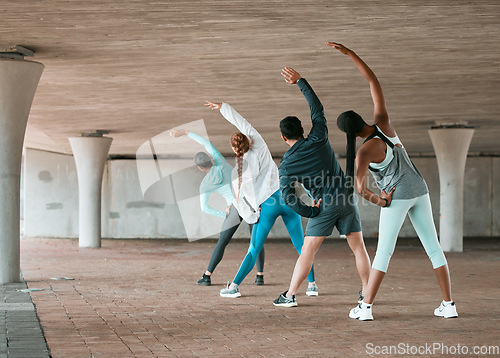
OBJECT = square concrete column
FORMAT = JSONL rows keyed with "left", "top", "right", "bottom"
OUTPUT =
{"left": 69, "top": 136, "right": 112, "bottom": 248}
{"left": 0, "top": 59, "right": 44, "bottom": 284}
{"left": 429, "top": 127, "right": 474, "bottom": 252}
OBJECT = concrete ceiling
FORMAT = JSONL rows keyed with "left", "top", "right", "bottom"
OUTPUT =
{"left": 2, "top": 0, "right": 499, "bottom": 157}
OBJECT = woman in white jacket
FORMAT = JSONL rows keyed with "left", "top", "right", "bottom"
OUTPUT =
{"left": 205, "top": 100, "right": 317, "bottom": 300}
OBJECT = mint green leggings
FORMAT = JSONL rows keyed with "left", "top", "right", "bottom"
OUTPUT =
{"left": 372, "top": 194, "right": 447, "bottom": 273}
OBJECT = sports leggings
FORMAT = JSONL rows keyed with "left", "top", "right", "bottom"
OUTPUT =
{"left": 207, "top": 204, "right": 264, "bottom": 274}
{"left": 372, "top": 193, "right": 447, "bottom": 273}
{"left": 233, "top": 190, "right": 315, "bottom": 285}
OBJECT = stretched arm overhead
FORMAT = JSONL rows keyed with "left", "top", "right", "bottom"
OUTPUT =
{"left": 281, "top": 67, "right": 327, "bottom": 141}
{"left": 326, "top": 42, "right": 389, "bottom": 127}
{"left": 170, "top": 129, "right": 226, "bottom": 167}
{"left": 205, "top": 100, "right": 265, "bottom": 151}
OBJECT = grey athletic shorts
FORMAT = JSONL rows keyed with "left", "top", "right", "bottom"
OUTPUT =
{"left": 305, "top": 199, "right": 362, "bottom": 237}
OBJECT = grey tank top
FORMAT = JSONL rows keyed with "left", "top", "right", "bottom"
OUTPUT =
{"left": 364, "top": 126, "right": 428, "bottom": 200}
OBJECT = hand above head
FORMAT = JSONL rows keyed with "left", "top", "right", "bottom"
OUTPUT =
{"left": 204, "top": 100, "right": 222, "bottom": 110}
{"left": 169, "top": 129, "right": 189, "bottom": 138}
{"left": 326, "top": 41, "right": 350, "bottom": 55}
{"left": 281, "top": 67, "right": 302, "bottom": 84}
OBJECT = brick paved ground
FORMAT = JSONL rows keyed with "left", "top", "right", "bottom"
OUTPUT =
{"left": 18, "top": 237, "right": 500, "bottom": 357}
{"left": 0, "top": 280, "right": 50, "bottom": 358}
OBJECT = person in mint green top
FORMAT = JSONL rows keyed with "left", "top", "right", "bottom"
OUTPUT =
{"left": 187, "top": 131, "right": 233, "bottom": 218}
{"left": 170, "top": 129, "right": 265, "bottom": 286}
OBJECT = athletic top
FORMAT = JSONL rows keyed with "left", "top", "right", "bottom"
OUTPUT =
{"left": 220, "top": 103, "right": 280, "bottom": 224}
{"left": 279, "top": 78, "right": 349, "bottom": 218}
{"left": 188, "top": 132, "right": 233, "bottom": 219}
{"left": 364, "top": 126, "right": 428, "bottom": 200}
{"left": 368, "top": 125, "right": 402, "bottom": 171}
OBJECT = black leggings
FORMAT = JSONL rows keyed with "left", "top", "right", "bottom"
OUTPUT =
{"left": 206, "top": 205, "right": 265, "bottom": 274}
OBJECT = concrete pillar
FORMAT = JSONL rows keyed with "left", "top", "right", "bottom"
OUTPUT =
{"left": 428, "top": 127, "right": 474, "bottom": 252}
{"left": 0, "top": 59, "right": 44, "bottom": 284}
{"left": 69, "top": 136, "right": 112, "bottom": 248}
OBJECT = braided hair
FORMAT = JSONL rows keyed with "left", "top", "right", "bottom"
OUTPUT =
{"left": 230, "top": 132, "right": 251, "bottom": 200}
{"left": 336, "top": 110, "right": 367, "bottom": 194}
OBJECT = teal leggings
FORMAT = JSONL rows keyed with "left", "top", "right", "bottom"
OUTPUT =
{"left": 233, "top": 190, "right": 315, "bottom": 285}
{"left": 372, "top": 193, "right": 447, "bottom": 273}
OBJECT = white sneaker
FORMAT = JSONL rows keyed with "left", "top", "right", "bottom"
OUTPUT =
{"left": 349, "top": 302, "right": 374, "bottom": 321}
{"left": 220, "top": 282, "right": 241, "bottom": 298}
{"left": 434, "top": 301, "right": 458, "bottom": 318}
{"left": 306, "top": 282, "right": 319, "bottom": 296}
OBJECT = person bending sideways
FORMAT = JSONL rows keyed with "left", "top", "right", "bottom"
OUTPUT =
{"left": 204, "top": 100, "right": 318, "bottom": 298}
{"left": 328, "top": 41, "right": 457, "bottom": 321}
{"left": 272, "top": 66, "right": 371, "bottom": 308}
{"left": 169, "top": 129, "right": 265, "bottom": 286}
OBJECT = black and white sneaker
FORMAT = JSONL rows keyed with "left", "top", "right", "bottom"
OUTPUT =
{"left": 254, "top": 274, "right": 264, "bottom": 286}
{"left": 434, "top": 301, "right": 458, "bottom": 318}
{"left": 273, "top": 291, "right": 297, "bottom": 307}
{"left": 197, "top": 274, "right": 211, "bottom": 286}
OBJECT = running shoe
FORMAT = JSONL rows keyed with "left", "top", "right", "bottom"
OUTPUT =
{"left": 220, "top": 282, "right": 241, "bottom": 298}
{"left": 197, "top": 274, "right": 211, "bottom": 286}
{"left": 434, "top": 301, "right": 458, "bottom": 318}
{"left": 254, "top": 274, "right": 264, "bottom": 286}
{"left": 306, "top": 282, "right": 319, "bottom": 296}
{"left": 349, "top": 302, "right": 374, "bottom": 321}
{"left": 273, "top": 291, "right": 297, "bottom": 307}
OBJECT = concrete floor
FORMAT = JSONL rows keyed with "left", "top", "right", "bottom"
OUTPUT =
{"left": 13, "top": 237, "right": 500, "bottom": 357}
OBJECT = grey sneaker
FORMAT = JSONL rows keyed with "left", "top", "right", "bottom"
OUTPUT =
{"left": 273, "top": 291, "right": 297, "bottom": 307}
{"left": 254, "top": 274, "right": 264, "bottom": 286}
{"left": 220, "top": 282, "right": 241, "bottom": 298}
{"left": 306, "top": 282, "right": 319, "bottom": 296}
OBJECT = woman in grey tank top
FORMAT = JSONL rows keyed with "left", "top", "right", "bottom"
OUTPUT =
{"left": 328, "top": 42, "right": 457, "bottom": 321}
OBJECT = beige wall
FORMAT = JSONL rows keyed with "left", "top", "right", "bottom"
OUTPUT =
{"left": 22, "top": 148, "right": 499, "bottom": 240}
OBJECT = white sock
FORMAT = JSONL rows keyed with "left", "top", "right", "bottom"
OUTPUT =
{"left": 443, "top": 300, "right": 453, "bottom": 305}
{"left": 361, "top": 301, "right": 372, "bottom": 308}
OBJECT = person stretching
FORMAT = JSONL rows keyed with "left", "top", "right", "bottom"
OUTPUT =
{"left": 204, "top": 100, "right": 317, "bottom": 298}
{"left": 273, "top": 66, "right": 371, "bottom": 308}
{"left": 169, "top": 129, "right": 265, "bottom": 286}
{"left": 328, "top": 41, "right": 457, "bottom": 321}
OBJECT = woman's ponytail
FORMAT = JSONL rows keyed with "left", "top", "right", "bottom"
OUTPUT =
{"left": 230, "top": 133, "right": 251, "bottom": 200}
{"left": 337, "top": 110, "right": 367, "bottom": 195}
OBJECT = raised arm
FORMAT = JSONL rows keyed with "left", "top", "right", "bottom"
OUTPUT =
{"left": 205, "top": 100, "right": 265, "bottom": 151}
{"left": 281, "top": 67, "right": 327, "bottom": 141}
{"left": 326, "top": 42, "right": 389, "bottom": 126}
{"left": 170, "top": 129, "right": 226, "bottom": 166}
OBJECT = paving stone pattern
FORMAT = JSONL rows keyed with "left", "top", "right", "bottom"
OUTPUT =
{"left": 16, "top": 237, "right": 500, "bottom": 357}
{"left": 0, "top": 280, "right": 50, "bottom": 358}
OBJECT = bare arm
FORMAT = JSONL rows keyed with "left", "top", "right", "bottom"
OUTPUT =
{"left": 326, "top": 42, "right": 389, "bottom": 126}
{"left": 355, "top": 146, "right": 395, "bottom": 207}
